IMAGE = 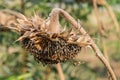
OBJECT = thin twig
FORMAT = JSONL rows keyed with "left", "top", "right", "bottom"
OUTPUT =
{"left": 56, "top": 63, "right": 65, "bottom": 80}
{"left": 103, "top": 1, "right": 120, "bottom": 34}
{"left": 92, "top": 0, "right": 107, "bottom": 37}
{"left": 49, "top": 8, "right": 117, "bottom": 80}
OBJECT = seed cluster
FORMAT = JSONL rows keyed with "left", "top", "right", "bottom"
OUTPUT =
{"left": 10, "top": 14, "right": 84, "bottom": 64}
{"left": 21, "top": 32, "right": 81, "bottom": 64}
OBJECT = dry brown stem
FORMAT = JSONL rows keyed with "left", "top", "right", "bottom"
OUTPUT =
{"left": 49, "top": 8, "right": 116, "bottom": 80}
{"left": 93, "top": 0, "right": 107, "bottom": 37}
{"left": 1, "top": 9, "right": 26, "bottom": 19}
{"left": 98, "top": 0, "right": 120, "bottom": 38}
{"left": 93, "top": 0, "right": 109, "bottom": 61}
{"left": 56, "top": 64, "right": 65, "bottom": 80}
{"left": 93, "top": 0, "right": 111, "bottom": 79}
{"left": 103, "top": 1, "right": 120, "bottom": 34}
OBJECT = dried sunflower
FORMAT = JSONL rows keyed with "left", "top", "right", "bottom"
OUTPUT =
{"left": 8, "top": 9, "right": 88, "bottom": 64}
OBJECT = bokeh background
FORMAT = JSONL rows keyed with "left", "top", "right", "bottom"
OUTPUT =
{"left": 0, "top": 0, "right": 120, "bottom": 80}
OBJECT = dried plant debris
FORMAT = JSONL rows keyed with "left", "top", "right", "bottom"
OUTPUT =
{"left": 0, "top": 9, "right": 27, "bottom": 31}
{"left": 8, "top": 14, "right": 88, "bottom": 64}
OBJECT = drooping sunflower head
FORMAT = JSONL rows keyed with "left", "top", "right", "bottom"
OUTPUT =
{"left": 11, "top": 14, "right": 86, "bottom": 64}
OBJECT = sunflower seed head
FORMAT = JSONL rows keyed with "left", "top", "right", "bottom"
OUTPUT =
{"left": 12, "top": 14, "right": 88, "bottom": 64}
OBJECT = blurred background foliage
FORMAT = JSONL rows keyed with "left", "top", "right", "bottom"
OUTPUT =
{"left": 0, "top": 0, "right": 120, "bottom": 80}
